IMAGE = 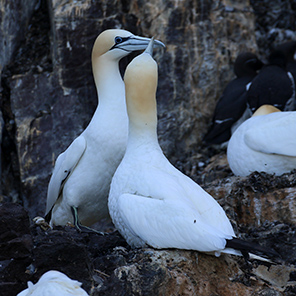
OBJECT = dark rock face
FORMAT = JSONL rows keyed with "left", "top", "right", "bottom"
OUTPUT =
{"left": 0, "top": 0, "right": 38, "bottom": 76}
{"left": 250, "top": 0, "right": 296, "bottom": 57}
{"left": 1, "top": 0, "right": 260, "bottom": 216}
{"left": 1, "top": 0, "right": 296, "bottom": 295}
{"left": 0, "top": 203, "right": 33, "bottom": 294}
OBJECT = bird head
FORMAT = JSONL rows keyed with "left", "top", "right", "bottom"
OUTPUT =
{"left": 234, "top": 52, "right": 264, "bottom": 78}
{"left": 274, "top": 40, "right": 296, "bottom": 62}
{"left": 92, "top": 29, "right": 165, "bottom": 61}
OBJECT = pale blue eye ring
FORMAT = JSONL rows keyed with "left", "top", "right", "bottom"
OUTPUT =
{"left": 115, "top": 36, "right": 123, "bottom": 44}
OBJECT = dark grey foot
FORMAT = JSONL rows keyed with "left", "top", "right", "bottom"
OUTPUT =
{"left": 71, "top": 206, "right": 105, "bottom": 235}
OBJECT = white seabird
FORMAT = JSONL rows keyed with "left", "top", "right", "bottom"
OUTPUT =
{"left": 45, "top": 29, "right": 165, "bottom": 229}
{"left": 108, "top": 40, "right": 277, "bottom": 260}
{"left": 17, "top": 270, "right": 88, "bottom": 296}
{"left": 227, "top": 104, "right": 296, "bottom": 176}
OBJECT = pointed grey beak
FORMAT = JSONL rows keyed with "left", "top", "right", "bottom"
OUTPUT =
{"left": 114, "top": 35, "right": 165, "bottom": 52}
{"left": 144, "top": 37, "right": 154, "bottom": 56}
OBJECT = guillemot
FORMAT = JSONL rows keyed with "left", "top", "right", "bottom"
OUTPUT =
{"left": 247, "top": 49, "right": 296, "bottom": 112}
{"left": 204, "top": 52, "right": 263, "bottom": 145}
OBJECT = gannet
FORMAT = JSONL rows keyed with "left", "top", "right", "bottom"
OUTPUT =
{"left": 45, "top": 29, "right": 165, "bottom": 229}
{"left": 17, "top": 270, "right": 89, "bottom": 296}
{"left": 108, "top": 40, "right": 277, "bottom": 261}
{"left": 247, "top": 49, "right": 296, "bottom": 113}
{"left": 227, "top": 104, "right": 296, "bottom": 176}
{"left": 204, "top": 52, "right": 263, "bottom": 145}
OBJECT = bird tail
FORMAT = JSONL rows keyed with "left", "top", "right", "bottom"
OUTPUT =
{"left": 224, "top": 237, "right": 280, "bottom": 263}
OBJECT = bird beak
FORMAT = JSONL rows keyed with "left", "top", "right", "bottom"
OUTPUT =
{"left": 144, "top": 37, "right": 154, "bottom": 56}
{"left": 115, "top": 35, "right": 165, "bottom": 52}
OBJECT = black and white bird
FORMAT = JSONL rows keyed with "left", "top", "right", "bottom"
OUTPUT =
{"left": 45, "top": 29, "right": 164, "bottom": 230}
{"left": 109, "top": 40, "right": 277, "bottom": 262}
{"left": 203, "top": 52, "right": 263, "bottom": 145}
{"left": 274, "top": 40, "right": 296, "bottom": 82}
{"left": 247, "top": 47, "right": 296, "bottom": 113}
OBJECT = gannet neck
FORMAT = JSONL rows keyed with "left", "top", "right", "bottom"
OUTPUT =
{"left": 124, "top": 51, "right": 158, "bottom": 146}
{"left": 252, "top": 104, "right": 281, "bottom": 117}
{"left": 90, "top": 29, "right": 131, "bottom": 103}
{"left": 92, "top": 54, "right": 124, "bottom": 102}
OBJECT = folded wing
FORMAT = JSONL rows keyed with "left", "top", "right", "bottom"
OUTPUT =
{"left": 244, "top": 112, "right": 296, "bottom": 156}
{"left": 46, "top": 136, "right": 87, "bottom": 215}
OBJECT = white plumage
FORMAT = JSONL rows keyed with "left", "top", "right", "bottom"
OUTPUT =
{"left": 17, "top": 270, "right": 88, "bottom": 296}
{"left": 108, "top": 39, "right": 262, "bottom": 258}
{"left": 227, "top": 104, "right": 296, "bottom": 176}
{"left": 45, "top": 29, "right": 164, "bottom": 227}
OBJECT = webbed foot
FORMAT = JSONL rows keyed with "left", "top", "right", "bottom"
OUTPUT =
{"left": 71, "top": 207, "right": 105, "bottom": 235}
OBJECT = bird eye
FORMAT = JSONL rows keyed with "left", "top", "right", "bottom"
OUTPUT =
{"left": 115, "top": 36, "right": 123, "bottom": 44}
